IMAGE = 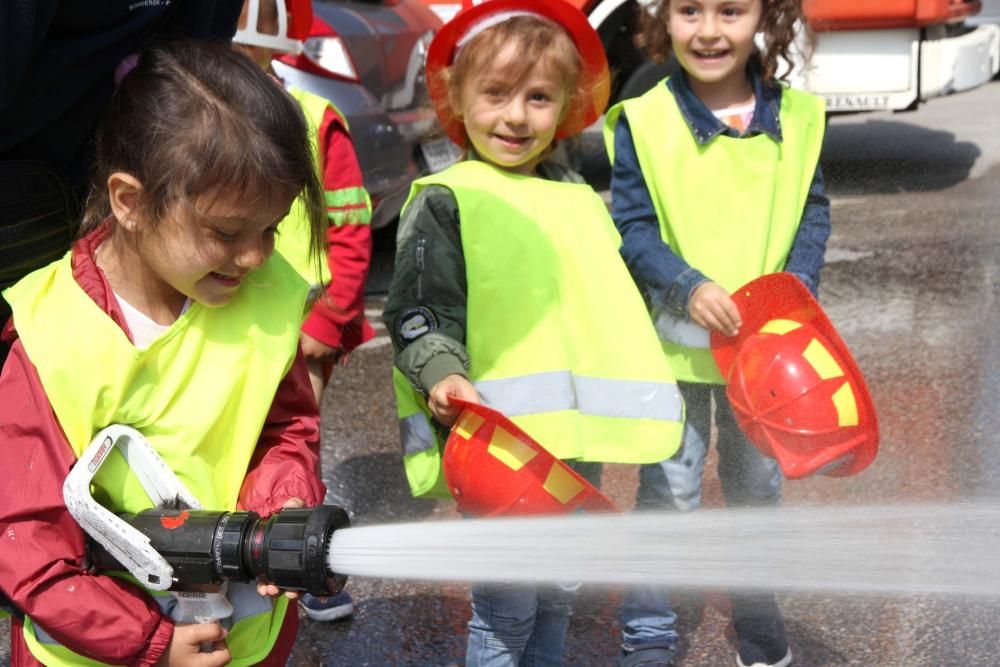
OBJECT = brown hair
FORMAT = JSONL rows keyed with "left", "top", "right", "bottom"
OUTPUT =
{"left": 636, "top": 0, "right": 809, "bottom": 84}
{"left": 440, "top": 15, "right": 584, "bottom": 146}
{"left": 82, "top": 39, "right": 325, "bottom": 268}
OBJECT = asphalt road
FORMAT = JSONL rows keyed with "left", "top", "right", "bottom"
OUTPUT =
{"left": 294, "top": 78, "right": 1000, "bottom": 666}
{"left": 2, "top": 79, "right": 999, "bottom": 666}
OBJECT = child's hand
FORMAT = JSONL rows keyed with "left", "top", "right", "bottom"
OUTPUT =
{"left": 689, "top": 282, "right": 742, "bottom": 337}
{"left": 156, "top": 622, "right": 230, "bottom": 666}
{"left": 256, "top": 497, "right": 306, "bottom": 600}
{"left": 428, "top": 374, "right": 479, "bottom": 426}
{"left": 300, "top": 332, "right": 348, "bottom": 366}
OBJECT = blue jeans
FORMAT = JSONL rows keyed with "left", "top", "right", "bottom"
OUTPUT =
{"left": 620, "top": 382, "right": 784, "bottom": 652}
{"left": 466, "top": 582, "right": 576, "bottom": 667}
{"left": 465, "top": 461, "right": 597, "bottom": 667}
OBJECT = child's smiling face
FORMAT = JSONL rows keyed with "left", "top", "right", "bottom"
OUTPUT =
{"left": 458, "top": 42, "right": 567, "bottom": 176}
{"left": 148, "top": 191, "right": 290, "bottom": 309}
{"left": 106, "top": 183, "right": 292, "bottom": 319}
{"left": 667, "top": 0, "right": 763, "bottom": 89}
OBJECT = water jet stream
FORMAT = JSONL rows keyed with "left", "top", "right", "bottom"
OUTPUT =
{"left": 328, "top": 503, "right": 1000, "bottom": 595}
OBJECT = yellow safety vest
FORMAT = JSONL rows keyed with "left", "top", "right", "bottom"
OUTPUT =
{"left": 605, "top": 80, "right": 825, "bottom": 383}
{"left": 3, "top": 249, "right": 308, "bottom": 666}
{"left": 279, "top": 86, "right": 372, "bottom": 290}
{"left": 395, "top": 160, "right": 684, "bottom": 497}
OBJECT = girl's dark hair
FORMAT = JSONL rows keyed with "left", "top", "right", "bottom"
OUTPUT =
{"left": 82, "top": 39, "right": 325, "bottom": 268}
{"left": 636, "top": 0, "right": 810, "bottom": 84}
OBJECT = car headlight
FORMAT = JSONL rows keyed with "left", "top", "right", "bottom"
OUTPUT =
{"left": 303, "top": 36, "right": 359, "bottom": 82}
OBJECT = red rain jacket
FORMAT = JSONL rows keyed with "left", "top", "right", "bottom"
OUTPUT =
{"left": 303, "top": 108, "right": 376, "bottom": 351}
{"left": 0, "top": 224, "right": 326, "bottom": 666}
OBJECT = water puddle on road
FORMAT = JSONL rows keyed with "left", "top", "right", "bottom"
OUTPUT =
{"left": 328, "top": 503, "right": 1000, "bottom": 595}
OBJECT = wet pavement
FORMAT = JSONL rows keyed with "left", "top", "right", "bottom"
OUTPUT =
{"left": 2, "top": 80, "right": 998, "bottom": 665}
{"left": 290, "top": 79, "right": 1000, "bottom": 666}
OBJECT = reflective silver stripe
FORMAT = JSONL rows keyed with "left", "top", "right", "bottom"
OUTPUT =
{"left": 474, "top": 371, "right": 683, "bottom": 422}
{"left": 654, "top": 311, "right": 711, "bottom": 348}
{"left": 158, "top": 582, "right": 270, "bottom": 625}
{"left": 400, "top": 412, "right": 436, "bottom": 455}
{"left": 34, "top": 584, "right": 272, "bottom": 646}
{"left": 32, "top": 622, "right": 59, "bottom": 645}
{"left": 225, "top": 581, "right": 274, "bottom": 624}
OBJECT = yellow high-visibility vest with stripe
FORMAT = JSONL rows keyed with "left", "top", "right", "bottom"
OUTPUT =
{"left": 2, "top": 250, "right": 308, "bottom": 666}
{"left": 604, "top": 80, "right": 825, "bottom": 383}
{"left": 279, "top": 86, "right": 372, "bottom": 289}
{"left": 395, "top": 160, "right": 684, "bottom": 497}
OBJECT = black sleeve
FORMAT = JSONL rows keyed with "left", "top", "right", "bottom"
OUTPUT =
{"left": 0, "top": 1, "right": 59, "bottom": 109}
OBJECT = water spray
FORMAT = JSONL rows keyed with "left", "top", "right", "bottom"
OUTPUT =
{"left": 326, "top": 503, "right": 1000, "bottom": 597}
{"left": 66, "top": 422, "right": 1000, "bottom": 620}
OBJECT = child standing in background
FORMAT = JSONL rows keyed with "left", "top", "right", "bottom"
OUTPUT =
{"left": 605, "top": 1, "right": 830, "bottom": 666}
{"left": 384, "top": 2, "right": 685, "bottom": 665}
{"left": 233, "top": 0, "right": 375, "bottom": 623}
{"left": 234, "top": 0, "right": 376, "bottom": 406}
{"left": 0, "top": 41, "right": 326, "bottom": 666}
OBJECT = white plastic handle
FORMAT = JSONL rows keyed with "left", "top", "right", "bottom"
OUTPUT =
{"left": 62, "top": 425, "right": 202, "bottom": 591}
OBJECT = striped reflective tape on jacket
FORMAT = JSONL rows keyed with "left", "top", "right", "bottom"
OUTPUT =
{"left": 398, "top": 373, "right": 683, "bottom": 456}
{"left": 654, "top": 311, "right": 711, "bottom": 349}
{"left": 474, "top": 372, "right": 683, "bottom": 421}
{"left": 400, "top": 411, "right": 437, "bottom": 456}
{"left": 324, "top": 187, "right": 372, "bottom": 226}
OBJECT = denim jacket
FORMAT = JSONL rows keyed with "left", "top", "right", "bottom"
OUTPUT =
{"left": 610, "top": 68, "right": 831, "bottom": 318}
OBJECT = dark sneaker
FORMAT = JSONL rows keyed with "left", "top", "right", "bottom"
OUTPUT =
{"left": 300, "top": 590, "right": 354, "bottom": 622}
{"left": 735, "top": 640, "right": 792, "bottom": 667}
{"left": 619, "top": 642, "right": 677, "bottom": 667}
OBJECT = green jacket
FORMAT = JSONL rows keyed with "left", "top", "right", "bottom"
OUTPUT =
{"left": 383, "top": 156, "right": 587, "bottom": 394}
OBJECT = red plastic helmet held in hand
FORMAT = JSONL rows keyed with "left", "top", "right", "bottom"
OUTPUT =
{"left": 443, "top": 399, "right": 618, "bottom": 517}
{"left": 710, "top": 273, "right": 879, "bottom": 479}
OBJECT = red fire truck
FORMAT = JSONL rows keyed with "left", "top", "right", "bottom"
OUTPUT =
{"left": 421, "top": 0, "right": 1000, "bottom": 111}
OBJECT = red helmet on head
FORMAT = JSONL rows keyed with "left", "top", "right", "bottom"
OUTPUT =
{"left": 425, "top": 0, "right": 611, "bottom": 147}
{"left": 710, "top": 273, "right": 879, "bottom": 479}
{"left": 443, "top": 399, "right": 618, "bottom": 517}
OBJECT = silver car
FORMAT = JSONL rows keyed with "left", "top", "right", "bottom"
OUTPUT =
{"left": 274, "top": 0, "right": 460, "bottom": 230}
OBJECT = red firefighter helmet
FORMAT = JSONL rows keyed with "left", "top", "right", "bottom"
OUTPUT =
{"left": 443, "top": 399, "right": 618, "bottom": 517}
{"left": 710, "top": 273, "right": 878, "bottom": 479}
{"left": 425, "top": 0, "right": 611, "bottom": 147}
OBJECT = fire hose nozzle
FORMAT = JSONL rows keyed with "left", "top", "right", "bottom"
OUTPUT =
{"left": 65, "top": 424, "right": 350, "bottom": 598}
{"left": 88, "top": 505, "right": 351, "bottom": 597}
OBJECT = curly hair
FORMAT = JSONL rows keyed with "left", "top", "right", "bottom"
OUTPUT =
{"left": 636, "top": 0, "right": 810, "bottom": 84}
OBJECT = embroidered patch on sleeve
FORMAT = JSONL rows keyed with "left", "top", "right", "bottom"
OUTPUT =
{"left": 396, "top": 307, "right": 438, "bottom": 345}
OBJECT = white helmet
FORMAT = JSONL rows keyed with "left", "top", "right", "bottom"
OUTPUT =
{"left": 233, "top": 0, "right": 313, "bottom": 55}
